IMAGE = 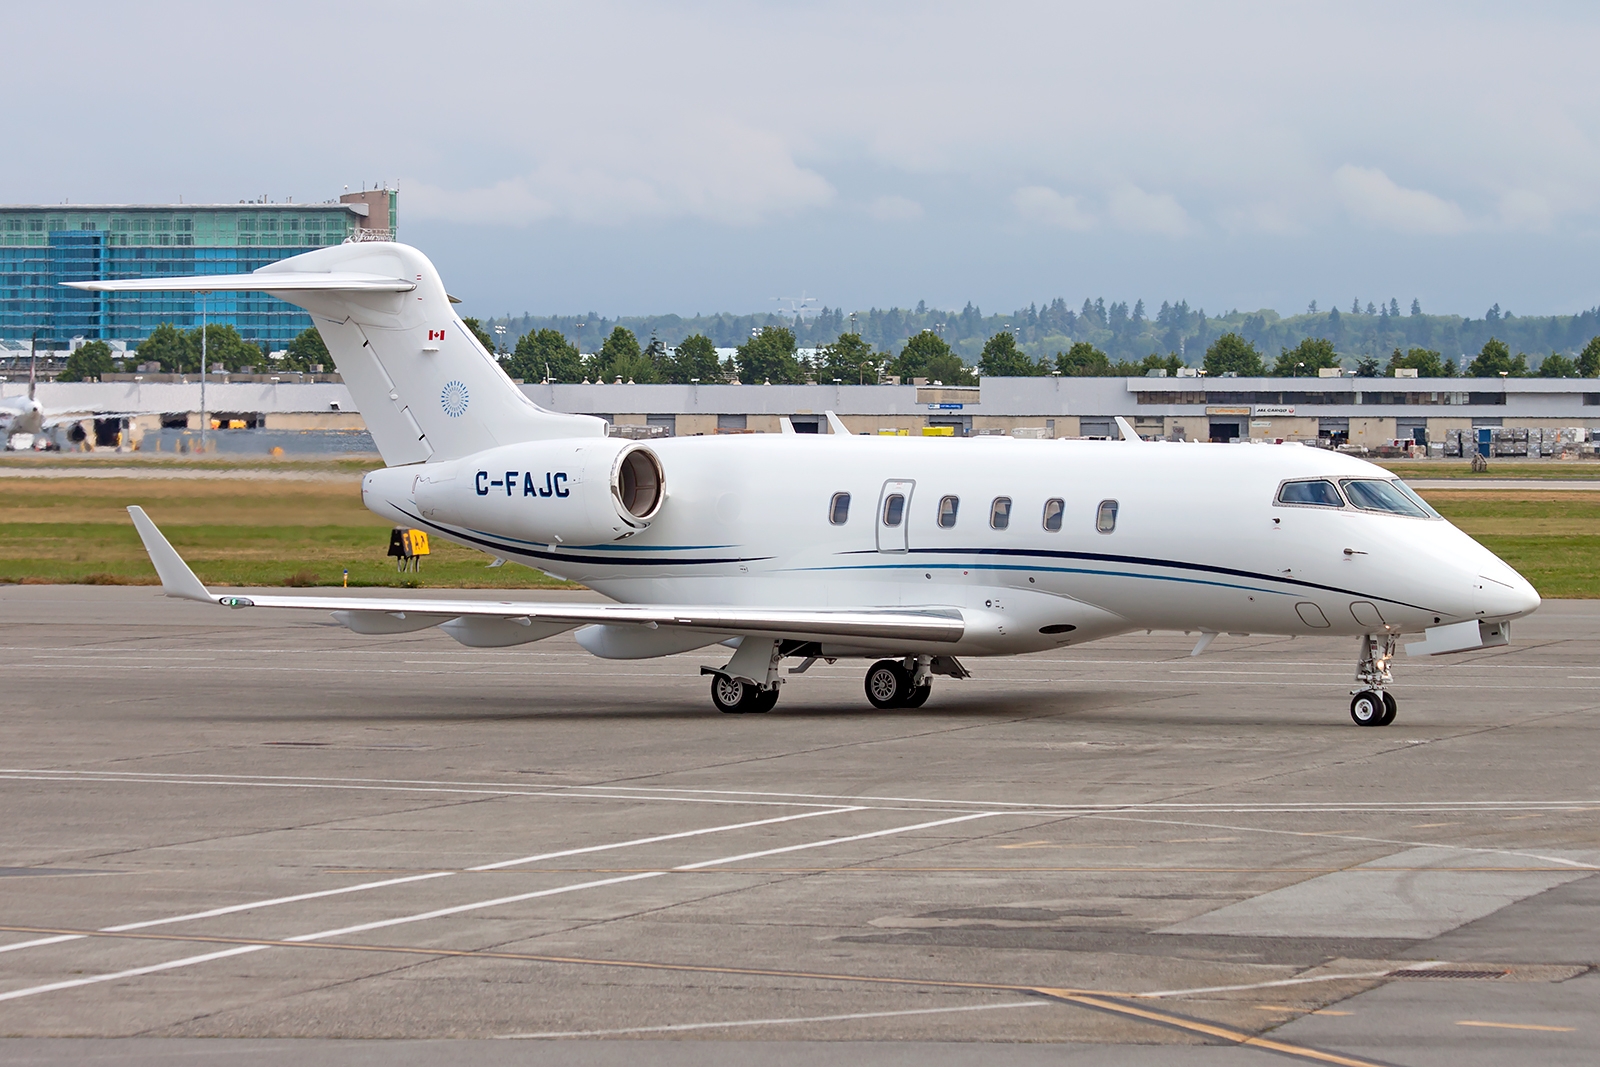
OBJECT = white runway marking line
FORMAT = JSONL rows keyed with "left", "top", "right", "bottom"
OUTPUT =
{"left": 0, "top": 810, "right": 1002, "bottom": 1003}
{"left": 8, "top": 769, "right": 1596, "bottom": 817}
{"left": 0, "top": 807, "right": 859, "bottom": 958}
{"left": 497, "top": 999, "right": 1047, "bottom": 1038}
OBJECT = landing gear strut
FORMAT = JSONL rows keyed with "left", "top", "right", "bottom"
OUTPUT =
{"left": 1351, "top": 634, "right": 1398, "bottom": 727}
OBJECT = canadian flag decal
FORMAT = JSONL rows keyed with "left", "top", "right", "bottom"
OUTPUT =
{"left": 427, "top": 329, "right": 445, "bottom": 341}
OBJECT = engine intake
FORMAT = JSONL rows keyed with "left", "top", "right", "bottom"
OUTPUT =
{"left": 378, "top": 438, "right": 667, "bottom": 547}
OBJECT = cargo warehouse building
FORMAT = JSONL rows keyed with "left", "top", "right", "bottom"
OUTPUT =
{"left": 16, "top": 373, "right": 1600, "bottom": 455}
{"left": 0, "top": 189, "right": 396, "bottom": 350}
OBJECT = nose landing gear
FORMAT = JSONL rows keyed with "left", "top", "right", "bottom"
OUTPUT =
{"left": 1351, "top": 634, "right": 1399, "bottom": 726}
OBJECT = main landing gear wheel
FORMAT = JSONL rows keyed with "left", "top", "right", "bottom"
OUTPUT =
{"left": 1350, "top": 690, "right": 1392, "bottom": 727}
{"left": 865, "top": 659, "right": 912, "bottom": 709}
{"left": 711, "top": 675, "right": 777, "bottom": 714}
{"left": 902, "top": 682, "right": 932, "bottom": 708}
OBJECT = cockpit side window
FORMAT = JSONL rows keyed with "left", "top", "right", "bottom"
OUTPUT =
{"left": 1276, "top": 479, "right": 1345, "bottom": 508}
{"left": 829, "top": 492, "right": 851, "bottom": 524}
{"left": 1341, "top": 478, "right": 1437, "bottom": 518}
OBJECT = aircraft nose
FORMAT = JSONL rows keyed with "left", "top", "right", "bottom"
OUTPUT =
{"left": 1476, "top": 571, "right": 1541, "bottom": 620}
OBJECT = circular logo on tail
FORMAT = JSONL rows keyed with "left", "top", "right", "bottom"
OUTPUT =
{"left": 440, "top": 380, "right": 469, "bottom": 417}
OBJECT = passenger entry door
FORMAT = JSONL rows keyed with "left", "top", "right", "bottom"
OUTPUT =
{"left": 876, "top": 479, "right": 914, "bottom": 553}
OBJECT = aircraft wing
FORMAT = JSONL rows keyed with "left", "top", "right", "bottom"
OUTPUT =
{"left": 126, "top": 507, "right": 965, "bottom": 646}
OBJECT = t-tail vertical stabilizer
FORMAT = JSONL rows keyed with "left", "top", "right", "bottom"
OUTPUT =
{"left": 66, "top": 243, "right": 605, "bottom": 465}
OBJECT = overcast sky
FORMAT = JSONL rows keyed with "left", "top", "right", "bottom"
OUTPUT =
{"left": 10, "top": 1, "right": 1600, "bottom": 320}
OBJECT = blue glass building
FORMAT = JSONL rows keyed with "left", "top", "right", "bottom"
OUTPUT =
{"left": 0, "top": 190, "right": 396, "bottom": 350}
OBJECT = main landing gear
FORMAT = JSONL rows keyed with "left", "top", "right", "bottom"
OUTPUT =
{"left": 865, "top": 658, "right": 932, "bottom": 709}
{"left": 1350, "top": 633, "right": 1399, "bottom": 727}
{"left": 710, "top": 674, "right": 780, "bottom": 714}
{"left": 703, "top": 642, "right": 970, "bottom": 713}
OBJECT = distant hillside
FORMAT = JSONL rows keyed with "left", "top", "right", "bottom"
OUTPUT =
{"left": 487, "top": 298, "right": 1600, "bottom": 367}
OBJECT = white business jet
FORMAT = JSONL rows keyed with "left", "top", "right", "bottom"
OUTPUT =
{"left": 71, "top": 244, "right": 1540, "bottom": 725}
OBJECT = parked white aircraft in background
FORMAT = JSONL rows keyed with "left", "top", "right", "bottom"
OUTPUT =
{"left": 2, "top": 339, "right": 138, "bottom": 451}
{"left": 0, "top": 341, "right": 47, "bottom": 449}
{"left": 75, "top": 244, "right": 1540, "bottom": 724}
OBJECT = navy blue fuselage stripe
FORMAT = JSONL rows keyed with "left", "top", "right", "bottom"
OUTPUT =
{"left": 838, "top": 546, "right": 1435, "bottom": 613}
{"left": 391, "top": 506, "right": 770, "bottom": 567}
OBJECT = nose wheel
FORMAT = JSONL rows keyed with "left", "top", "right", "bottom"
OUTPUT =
{"left": 1349, "top": 634, "right": 1399, "bottom": 727}
{"left": 1350, "top": 689, "right": 1397, "bottom": 727}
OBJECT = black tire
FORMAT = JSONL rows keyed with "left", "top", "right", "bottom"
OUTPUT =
{"left": 712, "top": 674, "right": 753, "bottom": 714}
{"left": 1350, "top": 690, "right": 1385, "bottom": 727}
{"left": 865, "top": 660, "right": 910, "bottom": 709}
{"left": 748, "top": 687, "right": 780, "bottom": 713}
{"left": 1378, "top": 691, "right": 1398, "bottom": 726}
{"left": 902, "top": 683, "right": 932, "bottom": 708}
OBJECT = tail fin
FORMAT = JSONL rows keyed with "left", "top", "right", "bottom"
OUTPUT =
{"left": 66, "top": 243, "right": 604, "bottom": 465}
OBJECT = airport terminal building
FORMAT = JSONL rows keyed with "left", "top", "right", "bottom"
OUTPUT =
{"left": 17, "top": 373, "right": 1600, "bottom": 456}
{"left": 0, "top": 189, "right": 397, "bottom": 350}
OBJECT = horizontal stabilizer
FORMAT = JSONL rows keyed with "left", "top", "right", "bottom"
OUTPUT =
{"left": 65, "top": 272, "right": 415, "bottom": 294}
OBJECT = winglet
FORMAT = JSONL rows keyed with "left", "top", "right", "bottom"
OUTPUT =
{"left": 127, "top": 506, "right": 215, "bottom": 603}
{"left": 1114, "top": 416, "right": 1147, "bottom": 443}
{"left": 824, "top": 410, "right": 851, "bottom": 435}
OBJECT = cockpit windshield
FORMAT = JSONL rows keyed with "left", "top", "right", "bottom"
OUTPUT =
{"left": 1340, "top": 478, "right": 1440, "bottom": 519}
{"left": 1276, "top": 479, "right": 1345, "bottom": 508}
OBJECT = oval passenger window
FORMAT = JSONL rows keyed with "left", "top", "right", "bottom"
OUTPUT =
{"left": 1096, "top": 499, "right": 1118, "bottom": 533}
{"left": 990, "top": 497, "right": 1011, "bottom": 530}
{"left": 883, "top": 493, "right": 905, "bottom": 526}
{"left": 1042, "top": 498, "right": 1064, "bottom": 532}
{"left": 938, "top": 495, "right": 959, "bottom": 528}
{"left": 829, "top": 492, "right": 851, "bottom": 525}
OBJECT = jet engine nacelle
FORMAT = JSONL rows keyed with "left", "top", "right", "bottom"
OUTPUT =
{"left": 368, "top": 438, "right": 664, "bottom": 546}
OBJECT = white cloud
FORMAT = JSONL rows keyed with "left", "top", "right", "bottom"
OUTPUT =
{"left": 1012, "top": 186, "right": 1095, "bottom": 230}
{"left": 1331, "top": 165, "right": 1469, "bottom": 235}
{"left": 867, "top": 195, "right": 924, "bottom": 222}
{"left": 405, "top": 122, "right": 833, "bottom": 227}
{"left": 1107, "top": 185, "right": 1193, "bottom": 237}
{"left": 1497, "top": 188, "right": 1555, "bottom": 231}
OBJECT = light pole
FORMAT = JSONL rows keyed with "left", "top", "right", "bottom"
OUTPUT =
{"left": 493, "top": 323, "right": 506, "bottom": 360}
{"left": 199, "top": 291, "right": 209, "bottom": 454}
{"left": 859, "top": 360, "right": 875, "bottom": 385}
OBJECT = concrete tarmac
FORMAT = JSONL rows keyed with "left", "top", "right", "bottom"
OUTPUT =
{"left": 1, "top": 586, "right": 1596, "bottom": 1066}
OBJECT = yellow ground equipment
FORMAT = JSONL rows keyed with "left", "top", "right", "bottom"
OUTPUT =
{"left": 387, "top": 527, "right": 430, "bottom": 572}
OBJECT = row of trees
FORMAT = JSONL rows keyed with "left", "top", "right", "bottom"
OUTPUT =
{"left": 56, "top": 324, "right": 336, "bottom": 381}
{"left": 495, "top": 320, "right": 1600, "bottom": 385}
{"left": 491, "top": 298, "right": 1600, "bottom": 368}
{"left": 1195, "top": 334, "right": 1600, "bottom": 379}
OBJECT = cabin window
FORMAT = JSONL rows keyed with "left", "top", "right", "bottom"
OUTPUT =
{"left": 1340, "top": 479, "right": 1438, "bottom": 519}
{"left": 829, "top": 492, "right": 851, "bottom": 525}
{"left": 1096, "top": 499, "right": 1118, "bottom": 533}
{"left": 937, "top": 495, "right": 959, "bottom": 528}
{"left": 990, "top": 497, "right": 1011, "bottom": 530}
{"left": 882, "top": 493, "right": 905, "bottom": 526}
{"left": 1276, "top": 479, "right": 1345, "bottom": 509}
{"left": 1042, "top": 498, "right": 1064, "bottom": 532}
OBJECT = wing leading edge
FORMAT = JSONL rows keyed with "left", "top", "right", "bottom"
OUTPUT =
{"left": 125, "top": 506, "right": 965, "bottom": 647}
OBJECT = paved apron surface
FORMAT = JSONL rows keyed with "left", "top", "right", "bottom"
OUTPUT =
{"left": 1, "top": 586, "right": 1595, "bottom": 1066}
